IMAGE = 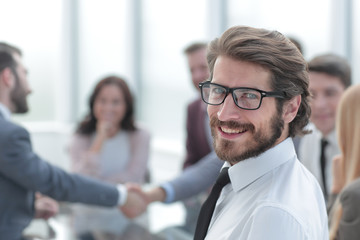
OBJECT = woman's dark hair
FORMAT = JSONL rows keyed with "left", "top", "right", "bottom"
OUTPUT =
{"left": 76, "top": 75, "right": 136, "bottom": 134}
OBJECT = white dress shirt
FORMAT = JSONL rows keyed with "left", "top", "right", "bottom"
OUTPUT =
{"left": 205, "top": 138, "right": 328, "bottom": 240}
{"left": 299, "top": 123, "right": 340, "bottom": 198}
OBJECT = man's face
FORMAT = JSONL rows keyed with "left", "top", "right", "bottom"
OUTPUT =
{"left": 207, "top": 56, "right": 287, "bottom": 165}
{"left": 309, "top": 72, "right": 345, "bottom": 137}
{"left": 10, "top": 53, "right": 31, "bottom": 113}
{"left": 187, "top": 48, "right": 210, "bottom": 91}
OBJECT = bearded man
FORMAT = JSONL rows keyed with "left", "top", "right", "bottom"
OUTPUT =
{"left": 192, "top": 26, "right": 328, "bottom": 240}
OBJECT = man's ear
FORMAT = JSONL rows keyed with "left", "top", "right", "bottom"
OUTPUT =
{"left": 0, "top": 68, "right": 15, "bottom": 88}
{"left": 283, "top": 95, "right": 301, "bottom": 124}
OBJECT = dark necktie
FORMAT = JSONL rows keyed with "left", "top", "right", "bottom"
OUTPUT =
{"left": 194, "top": 167, "right": 230, "bottom": 240}
{"left": 320, "top": 138, "right": 328, "bottom": 198}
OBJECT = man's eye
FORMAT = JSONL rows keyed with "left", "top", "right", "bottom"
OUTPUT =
{"left": 212, "top": 87, "right": 225, "bottom": 94}
{"left": 243, "top": 93, "right": 258, "bottom": 99}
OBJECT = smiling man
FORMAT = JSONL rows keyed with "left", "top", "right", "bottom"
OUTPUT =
{"left": 193, "top": 26, "right": 328, "bottom": 240}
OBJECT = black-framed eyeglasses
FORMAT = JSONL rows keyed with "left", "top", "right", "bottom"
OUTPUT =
{"left": 199, "top": 81, "right": 286, "bottom": 110}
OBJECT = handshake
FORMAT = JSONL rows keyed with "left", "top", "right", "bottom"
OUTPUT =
{"left": 35, "top": 185, "right": 166, "bottom": 221}
{"left": 120, "top": 184, "right": 167, "bottom": 218}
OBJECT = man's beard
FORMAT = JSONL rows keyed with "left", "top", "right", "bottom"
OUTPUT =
{"left": 210, "top": 111, "right": 284, "bottom": 164}
{"left": 10, "top": 74, "right": 29, "bottom": 114}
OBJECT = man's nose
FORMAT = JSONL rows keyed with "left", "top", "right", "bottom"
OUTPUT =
{"left": 216, "top": 94, "right": 241, "bottom": 121}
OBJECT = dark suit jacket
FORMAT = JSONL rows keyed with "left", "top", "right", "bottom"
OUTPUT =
{"left": 183, "top": 98, "right": 212, "bottom": 169}
{"left": 336, "top": 178, "right": 360, "bottom": 240}
{"left": 0, "top": 114, "right": 119, "bottom": 239}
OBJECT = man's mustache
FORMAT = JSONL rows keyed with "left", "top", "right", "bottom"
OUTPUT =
{"left": 210, "top": 117, "right": 255, "bottom": 133}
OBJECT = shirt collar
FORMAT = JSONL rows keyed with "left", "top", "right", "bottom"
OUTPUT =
{"left": 0, "top": 103, "right": 11, "bottom": 120}
{"left": 224, "top": 138, "right": 296, "bottom": 192}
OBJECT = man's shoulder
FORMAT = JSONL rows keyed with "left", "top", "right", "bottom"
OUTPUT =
{"left": 257, "top": 159, "right": 327, "bottom": 220}
{"left": 0, "top": 119, "right": 30, "bottom": 152}
{"left": 0, "top": 118, "right": 27, "bottom": 136}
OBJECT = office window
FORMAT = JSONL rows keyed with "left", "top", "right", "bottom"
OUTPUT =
{"left": 227, "top": 0, "right": 332, "bottom": 60}
{"left": 0, "top": 0, "right": 63, "bottom": 122}
{"left": 140, "top": 0, "right": 209, "bottom": 149}
{"left": 76, "top": 0, "right": 133, "bottom": 121}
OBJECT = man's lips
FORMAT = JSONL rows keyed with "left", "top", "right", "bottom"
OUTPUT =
{"left": 220, "top": 126, "right": 247, "bottom": 134}
{"left": 217, "top": 126, "right": 249, "bottom": 139}
{"left": 210, "top": 117, "right": 255, "bottom": 139}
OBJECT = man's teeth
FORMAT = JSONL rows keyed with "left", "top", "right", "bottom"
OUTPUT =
{"left": 220, "top": 127, "right": 246, "bottom": 134}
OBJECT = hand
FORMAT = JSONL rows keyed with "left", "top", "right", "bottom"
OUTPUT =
{"left": 90, "top": 121, "right": 118, "bottom": 152}
{"left": 34, "top": 193, "right": 59, "bottom": 220}
{"left": 331, "top": 155, "right": 344, "bottom": 194}
{"left": 97, "top": 121, "right": 117, "bottom": 139}
{"left": 120, "top": 183, "right": 150, "bottom": 219}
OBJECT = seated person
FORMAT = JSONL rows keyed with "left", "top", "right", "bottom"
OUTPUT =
{"left": 69, "top": 76, "right": 150, "bottom": 240}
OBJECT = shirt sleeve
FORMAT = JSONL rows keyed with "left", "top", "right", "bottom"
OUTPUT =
{"left": 0, "top": 123, "right": 118, "bottom": 206}
{"left": 117, "top": 184, "right": 128, "bottom": 206}
{"left": 166, "top": 151, "right": 223, "bottom": 202}
{"left": 160, "top": 182, "right": 176, "bottom": 203}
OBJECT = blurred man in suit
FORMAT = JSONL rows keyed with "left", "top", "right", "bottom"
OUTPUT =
{"left": 299, "top": 54, "right": 351, "bottom": 201}
{"left": 0, "top": 42, "right": 146, "bottom": 240}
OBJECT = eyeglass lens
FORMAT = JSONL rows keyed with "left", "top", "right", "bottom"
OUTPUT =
{"left": 202, "top": 83, "right": 262, "bottom": 109}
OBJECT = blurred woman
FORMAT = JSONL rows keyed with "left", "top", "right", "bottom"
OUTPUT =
{"left": 69, "top": 75, "right": 150, "bottom": 240}
{"left": 329, "top": 84, "right": 360, "bottom": 240}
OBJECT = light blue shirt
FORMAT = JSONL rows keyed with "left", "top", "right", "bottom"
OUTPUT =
{"left": 0, "top": 103, "right": 11, "bottom": 120}
{"left": 206, "top": 138, "right": 329, "bottom": 240}
{"left": 161, "top": 182, "right": 176, "bottom": 203}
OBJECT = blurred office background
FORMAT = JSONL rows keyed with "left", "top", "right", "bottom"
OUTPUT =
{"left": 1, "top": 0, "right": 359, "bottom": 238}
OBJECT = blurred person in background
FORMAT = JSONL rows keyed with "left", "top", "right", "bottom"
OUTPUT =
{"left": 69, "top": 76, "right": 151, "bottom": 240}
{"left": 299, "top": 54, "right": 351, "bottom": 202}
{"left": 180, "top": 42, "right": 214, "bottom": 234}
{"left": 328, "top": 84, "right": 360, "bottom": 240}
